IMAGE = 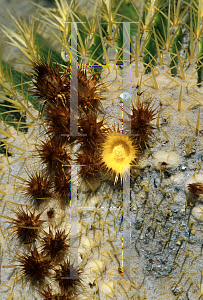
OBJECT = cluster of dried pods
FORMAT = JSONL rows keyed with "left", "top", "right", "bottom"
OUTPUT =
{"left": 8, "top": 58, "right": 158, "bottom": 299}
{"left": 9, "top": 205, "right": 82, "bottom": 299}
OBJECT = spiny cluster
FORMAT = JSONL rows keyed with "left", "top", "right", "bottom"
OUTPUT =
{"left": 10, "top": 206, "right": 45, "bottom": 244}
{"left": 131, "top": 99, "right": 157, "bottom": 151}
{"left": 77, "top": 67, "right": 105, "bottom": 113}
{"left": 35, "top": 136, "right": 71, "bottom": 176}
{"left": 9, "top": 203, "right": 83, "bottom": 295}
{"left": 23, "top": 170, "right": 54, "bottom": 206}
{"left": 30, "top": 58, "right": 110, "bottom": 193}
{"left": 40, "top": 227, "right": 70, "bottom": 260}
{"left": 17, "top": 244, "right": 53, "bottom": 286}
{"left": 76, "top": 111, "right": 109, "bottom": 184}
{"left": 17, "top": 244, "right": 83, "bottom": 297}
{"left": 31, "top": 59, "right": 70, "bottom": 111}
{"left": 12, "top": 207, "right": 83, "bottom": 297}
{"left": 54, "top": 259, "right": 84, "bottom": 295}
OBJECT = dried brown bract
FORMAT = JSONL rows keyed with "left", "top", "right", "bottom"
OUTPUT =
{"left": 131, "top": 99, "right": 157, "bottom": 150}
{"left": 54, "top": 259, "right": 84, "bottom": 296}
{"left": 23, "top": 170, "right": 54, "bottom": 206}
{"left": 188, "top": 182, "right": 203, "bottom": 195}
{"left": 41, "top": 227, "right": 70, "bottom": 259}
{"left": 17, "top": 244, "right": 52, "bottom": 286}
{"left": 11, "top": 206, "right": 45, "bottom": 244}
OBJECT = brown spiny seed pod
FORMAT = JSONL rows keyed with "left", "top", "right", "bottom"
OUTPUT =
{"left": 131, "top": 99, "right": 157, "bottom": 150}
{"left": 53, "top": 168, "right": 71, "bottom": 205}
{"left": 77, "top": 66, "right": 105, "bottom": 113}
{"left": 75, "top": 150, "right": 104, "bottom": 182}
{"left": 54, "top": 259, "right": 84, "bottom": 295}
{"left": 40, "top": 227, "right": 70, "bottom": 260}
{"left": 23, "top": 170, "right": 54, "bottom": 206}
{"left": 43, "top": 104, "right": 78, "bottom": 145}
{"left": 43, "top": 105, "right": 72, "bottom": 144}
{"left": 17, "top": 244, "right": 52, "bottom": 286}
{"left": 36, "top": 136, "right": 71, "bottom": 176}
{"left": 10, "top": 206, "right": 45, "bottom": 244}
{"left": 78, "top": 111, "right": 109, "bottom": 152}
{"left": 188, "top": 182, "right": 203, "bottom": 194}
{"left": 30, "top": 58, "right": 70, "bottom": 111}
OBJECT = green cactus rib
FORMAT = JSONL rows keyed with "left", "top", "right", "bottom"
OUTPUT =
{"left": 169, "top": 25, "right": 183, "bottom": 76}
{"left": 35, "top": 33, "right": 63, "bottom": 66}
{"left": 197, "top": 34, "right": 203, "bottom": 87}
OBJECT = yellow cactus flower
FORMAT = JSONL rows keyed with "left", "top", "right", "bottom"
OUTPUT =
{"left": 101, "top": 131, "right": 138, "bottom": 181}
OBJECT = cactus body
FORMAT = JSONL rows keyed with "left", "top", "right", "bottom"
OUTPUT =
{"left": 2, "top": 1, "right": 203, "bottom": 299}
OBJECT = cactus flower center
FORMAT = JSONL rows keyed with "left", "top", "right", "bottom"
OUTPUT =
{"left": 112, "top": 144, "right": 126, "bottom": 162}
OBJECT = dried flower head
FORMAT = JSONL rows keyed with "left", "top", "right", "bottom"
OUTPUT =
{"left": 54, "top": 259, "right": 84, "bottom": 295}
{"left": 188, "top": 182, "right": 203, "bottom": 195}
{"left": 131, "top": 99, "right": 157, "bottom": 150}
{"left": 76, "top": 150, "right": 104, "bottom": 182}
{"left": 11, "top": 206, "right": 45, "bottom": 244}
{"left": 17, "top": 244, "right": 52, "bottom": 286}
{"left": 101, "top": 130, "right": 138, "bottom": 181}
{"left": 41, "top": 227, "right": 70, "bottom": 259}
{"left": 36, "top": 136, "right": 71, "bottom": 176}
{"left": 53, "top": 168, "right": 71, "bottom": 204}
{"left": 78, "top": 112, "right": 109, "bottom": 152}
{"left": 43, "top": 105, "right": 76, "bottom": 145}
{"left": 30, "top": 58, "right": 70, "bottom": 111}
{"left": 77, "top": 66, "right": 105, "bottom": 113}
{"left": 23, "top": 170, "right": 54, "bottom": 206}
